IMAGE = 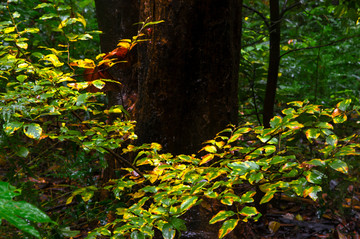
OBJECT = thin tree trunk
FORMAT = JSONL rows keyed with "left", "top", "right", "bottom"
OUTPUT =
{"left": 136, "top": 0, "right": 242, "bottom": 155}
{"left": 263, "top": 0, "right": 281, "bottom": 128}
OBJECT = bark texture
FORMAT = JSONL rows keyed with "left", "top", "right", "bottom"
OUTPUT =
{"left": 136, "top": 0, "right": 242, "bottom": 154}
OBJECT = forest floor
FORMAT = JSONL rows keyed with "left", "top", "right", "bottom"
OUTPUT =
{"left": 1, "top": 164, "right": 360, "bottom": 239}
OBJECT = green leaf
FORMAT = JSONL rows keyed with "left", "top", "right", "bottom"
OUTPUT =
{"left": 326, "top": 135, "right": 338, "bottom": 146}
{"left": 42, "top": 54, "right": 64, "bottom": 67}
{"left": 304, "top": 128, "right": 320, "bottom": 142}
{"left": 131, "top": 231, "right": 145, "bottom": 239}
{"left": 0, "top": 210, "right": 40, "bottom": 238}
{"left": 248, "top": 172, "right": 263, "bottom": 184}
{"left": 17, "top": 147, "right": 29, "bottom": 158}
{"left": 305, "top": 170, "right": 324, "bottom": 184}
{"left": 260, "top": 190, "right": 275, "bottom": 204}
{"left": 16, "top": 75, "right": 28, "bottom": 82}
{"left": 162, "top": 223, "right": 176, "bottom": 239}
{"left": 169, "top": 217, "right": 187, "bottom": 232}
{"left": 333, "top": 114, "right": 347, "bottom": 124}
{"left": 239, "top": 206, "right": 258, "bottom": 217}
{"left": 209, "top": 210, "right": 235, "bottom": 224}
{"left": 303, "top": 186, "right": 322, "bottom": 200}
{"left": 5, "top": 201, "right": 55, "bottom": 223}
{"left": 23, "top": 124, "right": 42, "bottom": 140}
{"left": 240, "top": 191, "right": 256, "bottom": 203}
{"left": 337, "top": 99, "right": 351, "bottom": 111}
{"left": 329, "top": 159, "right": 348, "bottom": 174}
{"left": 270, "top": 116, "right": 282, "bottom": 128}
{"left": 218, "top": 219, "right": 239, "bottom": 239}
{"left": 180, "top": 196, "right": 198, "bottom": 212}
{"left": 76, "top": 93, "right": 89, "bottom": 106}
{"left": 0, "top": 182, "right": 20, "bottom": 200}
{"left": 3, "top": 121, "right": 23, "bottom": 135}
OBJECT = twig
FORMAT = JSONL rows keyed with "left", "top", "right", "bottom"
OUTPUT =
{"left": 70, "top": 111, "right": 145, "bottom": 179}
{"left": 243, "top": 4, "right": 270, "bottom": 28}
{"left": 280, "top": 34, "right": 360, "bottom": 58}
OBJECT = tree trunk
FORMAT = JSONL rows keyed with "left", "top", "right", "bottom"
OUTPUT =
{"left": 263, "top": 0, "right": 281, "bottom": 128}
{"left": 136, "top": 0, "right": 242, "bottom": 155}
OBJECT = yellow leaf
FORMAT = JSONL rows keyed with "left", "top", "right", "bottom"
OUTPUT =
{"left": 200, "top": 154, "right": 214, "bottom": 165}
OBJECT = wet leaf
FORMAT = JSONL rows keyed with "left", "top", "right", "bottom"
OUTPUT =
{"left": 326, "top": 134, "right": 338, "bottom": 146}
{"left": 199, "top": 154, "right": 214, "bottom": 165}
{"left": 3, "top": 121, "right": 23, "bottom": 135}
{"left": 23, "top": 124, "right": 42, "bottom": 140}
{"left": 329, "top": 159, "right": 348, "bottom": 174}
{"left": 240, "top": 191, "right": 256, "bottom": 203}
{"left": 210, "top": 210, "right": 235, "bottom": 224}
{"left": 260, "top": 191, "right": 275, "bottom": 204}
{"left": 42, "top": 54, "right": 64, "bottom": 67}
{"left": 180, "top": 196, "right": 198, "bottom": 212}
{"left": 162, "top": 223, "right": 176, "bottom": 239}
{"left": 239, "top": 206, "right": 258, "bottom": 217}
{"left": 305, "top": 170, "right": 324, "bottom": 184}
{"left": 305, "top": 128, "right": 320, "bottom": 142}
{"left": 303, "top": 186, "right": 322, "bottom": 200}
{"left": 337, "top": 99, "right": 351, "bottom": 111}
{"left": 218, "top": 219, "right": 239, "bottom": 238}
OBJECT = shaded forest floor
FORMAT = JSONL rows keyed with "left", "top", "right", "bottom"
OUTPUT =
{"left": 1, "top": 161, "right": 359, "bottom": 239}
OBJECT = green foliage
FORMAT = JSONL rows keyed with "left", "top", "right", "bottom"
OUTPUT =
{"left": 1, "top": 0, "right": 360, "bottom": 238}
{"left": 85, "top": 99, "right": 359, "bottom": 238}
{"left": 0, "top": 181, "right": 56, "bottom": 238}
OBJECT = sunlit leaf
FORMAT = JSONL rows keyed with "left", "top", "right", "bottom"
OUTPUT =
{"left": 23, "top": 124, "right": 42, "bottom": 140}
{"left": 303, "top": 186, "right": 322, "bottom": 200}
{"left": 337, "top": 99, "right": 351, "bottom": 111}
{"left": 42, "top": 54, "right": 64, "bottom": 67}
{"left": 329, "top": 159, "right": 348, "bottom": 174}
{"left": 3, "top": 121, "right": 23, "bottom": 135}
{"left": 304, "top": 128, "right": 320, "bottom": 142}
{"left": 180, "top": 196, "right": 198, "bottom": 212}
{"left": 199, "top": 154, "right": 214, "bottom": 165}
{"left": 326, "top": 134, "right": 338, "bottom": 146}
{"left": 203, "top": 145, "right": 217, "bottom": 153}
{"left": 218, "top": 219, "right": 239, "bottom": 239}
{"left": 240, "top": 191, "right": 256, "bottom": 203}
{"left": 260, "top": 190, "right": 275, "bottom": 204}
{"left": 270, "top": 116, "right": 282, "bottom": 128}
{"left": 305, "top": 170, "right": 324, "bottom": 184}
{"left": 209, "top": 210, "right": 235, "bottom": 224}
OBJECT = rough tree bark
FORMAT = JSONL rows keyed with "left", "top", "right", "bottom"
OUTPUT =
{"left": 136, "top": 0, "right": 242, "bottom": 155}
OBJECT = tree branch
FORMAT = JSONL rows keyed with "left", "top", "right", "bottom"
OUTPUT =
{"left": 280, "top": 34, "right": 360, "bottom": 58}
{"left": 243, "top": 4, "right": 270, "bottom": 28}
{"left": 280, "top": 1, "right": 301, "bottom": 19}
